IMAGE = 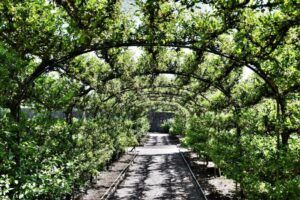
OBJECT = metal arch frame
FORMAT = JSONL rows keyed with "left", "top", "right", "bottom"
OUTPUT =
{"left": 97, "top": 85, "right": 204, "bottom": 108}
{"left": 107, "top": 90, "right": 199, "bottom": 114}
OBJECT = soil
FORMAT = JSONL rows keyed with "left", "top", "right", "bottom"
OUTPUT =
{"left": 76, "top": 153, "right": 135, "bottom": 200}
{"left": 182, "top": 151, "right": 240, "bottom": 200}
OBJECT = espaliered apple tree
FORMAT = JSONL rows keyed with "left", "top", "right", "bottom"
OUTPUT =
{"left": 0, "top": 0, "right": 299, "bottom": 199}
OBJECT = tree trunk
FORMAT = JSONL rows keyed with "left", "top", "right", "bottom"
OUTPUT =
{"left": 234, "top": 106, "right": 244, "bottom": 199}
{"left": 8, "top": 102, "right": 22, "bottom": 198}
{"left": 9, "top": 103, "right": 21, "bottom": 168}
{"left": 277, "top": 97, "right": 289, "bottom": 148}
{"left": 65, "top": 106, "right": 74, "bottom": 125}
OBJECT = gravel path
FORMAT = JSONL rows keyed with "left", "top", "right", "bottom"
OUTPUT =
{"left": 110, "top": 133, "right": 205, "bottom": 200}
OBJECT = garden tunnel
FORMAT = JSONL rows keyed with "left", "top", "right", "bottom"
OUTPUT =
{"left": 0, "top": 0, "right": 299, "bottom": 199}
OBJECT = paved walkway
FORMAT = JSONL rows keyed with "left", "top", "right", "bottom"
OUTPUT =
{"left": 110, "top": 133, "right": 205, "bottom": 200}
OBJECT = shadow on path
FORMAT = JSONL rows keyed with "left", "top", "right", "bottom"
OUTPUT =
{"left": 109, "top": 133, "right": 204, "bottom": 200}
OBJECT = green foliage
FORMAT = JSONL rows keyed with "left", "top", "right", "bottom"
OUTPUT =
{"left": 182, "top": 114, "right": 211, "bottom": 158}
{"left": 0, "top": 113, "right": 149, "bottom": 199}
{"left": 181, "top": 103, "right": 300, "bottom": 199}
{"left": 161, "top": 119, "right": 172, "bottom": 133}
{"left": 0, "top": 0, "right": 299, "bottom": 199}
{"left": 165, "top": 114, "right": 187, "bottom": 135}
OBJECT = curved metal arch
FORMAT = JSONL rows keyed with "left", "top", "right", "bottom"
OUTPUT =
{"left": 133, "top": 84, "right": 211, "bottom": 102}
{"left": 120, "top": 92, "right": 198, "bottom": 115}
{"left": 117, "top": 95, "right": 193, "bottom": 115}
{"left": 89, "top": 42, "right": 280, "bottom": 100}
{"left": 104, "top": 84, "right": 208, "bottom": 102}
{"left": 61, "top": 58, "right": 234, "bottom": 111}
{"left": 34, "top": 40, "right": 281, "bottom": 108}
{"left": 100, "top": 84, "right": 205, "bottom": 112}
{"left": 144, "top": 101, "right": 191, "bottom": 116}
